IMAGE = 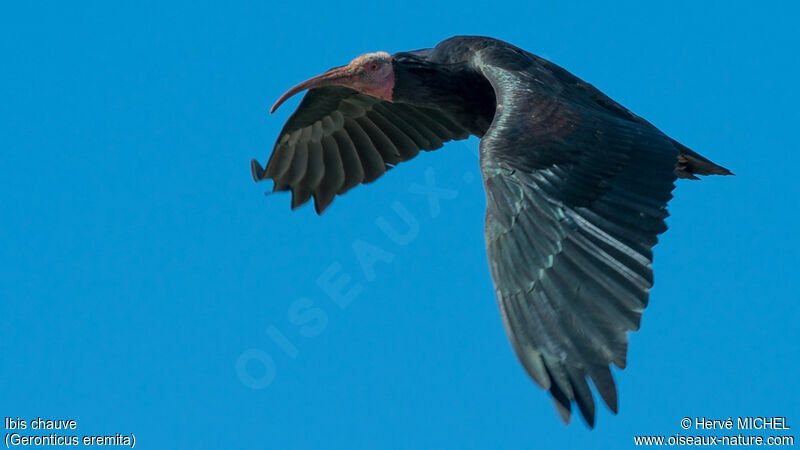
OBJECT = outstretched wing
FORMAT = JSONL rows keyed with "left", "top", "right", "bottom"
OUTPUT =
{"left": 252, "top": 86, "right": 469, "bottom": 213}
{"left": 474, "top": 44, "right": 679, "bottom": 426}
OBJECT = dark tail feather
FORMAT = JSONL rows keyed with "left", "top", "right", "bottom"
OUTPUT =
{"left": 672, "top": 140, "right": 734, "bottom": 180}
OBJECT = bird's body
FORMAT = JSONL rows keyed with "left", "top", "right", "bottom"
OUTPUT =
{"left": 253, "top": 36, "right": 731, "bottom": 427}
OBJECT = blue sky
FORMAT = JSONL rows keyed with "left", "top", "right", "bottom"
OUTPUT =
{"left": 2, "top": 1, "right": 799, "bottom": 449}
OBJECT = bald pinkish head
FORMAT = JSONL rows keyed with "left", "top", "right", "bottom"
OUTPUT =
{"left": 270, "top": 51, "right": 394, "bottom": 113}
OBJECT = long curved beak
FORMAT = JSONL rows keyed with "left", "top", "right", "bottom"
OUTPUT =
{"left": 270, "top": 65, "right": 353, "bottom": 114}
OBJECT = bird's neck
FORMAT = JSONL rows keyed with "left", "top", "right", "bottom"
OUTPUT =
{"left": 391, "top": 59, "right": 496, "bottom": 136}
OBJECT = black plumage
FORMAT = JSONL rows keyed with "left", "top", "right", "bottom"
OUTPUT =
{"left": 251, "top": 35, "right": 732, "bottom": 427}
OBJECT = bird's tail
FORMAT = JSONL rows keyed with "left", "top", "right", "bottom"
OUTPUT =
{"left": 672, "top": 140, "right": 734, "bottom": 179}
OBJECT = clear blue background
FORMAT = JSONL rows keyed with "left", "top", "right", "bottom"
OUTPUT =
{"left": 2, "top": 1, "right": 798, "bottom": 449}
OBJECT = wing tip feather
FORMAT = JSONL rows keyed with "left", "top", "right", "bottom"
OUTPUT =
{"left": 251, "top": 159, "right": 266, "bottom": 182}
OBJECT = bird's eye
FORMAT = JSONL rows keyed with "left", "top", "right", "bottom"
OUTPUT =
{"left": 368, "top": 62, "right": 380, "bottom": 71}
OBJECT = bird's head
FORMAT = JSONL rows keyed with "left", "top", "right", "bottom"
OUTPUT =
{"left": 270, "top": 51, "right": 394, "bottom": 113}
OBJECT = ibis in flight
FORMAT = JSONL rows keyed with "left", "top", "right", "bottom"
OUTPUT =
{"left": 251, "top": 35, "right": 732, "bottom": 427}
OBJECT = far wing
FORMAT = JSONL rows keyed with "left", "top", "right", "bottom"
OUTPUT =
{"left": 252, "top": 86, "right": 469, "bottom": 213}
{"left": 475, "top": 45, "right": 679, "bottom": 426}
